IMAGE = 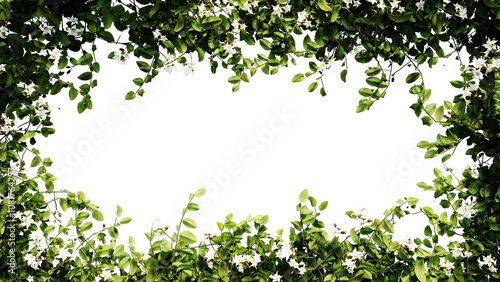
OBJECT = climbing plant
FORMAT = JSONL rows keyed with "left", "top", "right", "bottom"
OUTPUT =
{"left": 0, "top": 0, "right": 499, "bottom": 281}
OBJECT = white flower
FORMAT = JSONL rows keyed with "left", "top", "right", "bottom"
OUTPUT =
{"left": 163, "top": 63, "right": 176, "bottom": 73}
{"left": 0, "top": 63, "right": 5, "bottom": 72}
{"left": 342, "top": 258, "right": 356, "bottom": 273}
{"left": 52, "top": 258, "right": 60, "bottom": 267}
{"left": 183, "top": 63, "right": 195, "bottom": 76}
{"left": 272, "top": 5, "right": 283, "bottom": 16}
{"left": 57, "top": 247, "right": 73, "bottom": 261}
{"left": 401, "top": 236, "right": 417, "bottom": 251}
{"left": 483, "top": 38, "right": 497, "bottom": 52}
{"left": 463, "top": 250, "right": 473, "bottom": 257}
{"left": 489, "top": 265, "right": 498, "bottom": 273}
{"left": 416, "top": 0, "right": 425, "bottom": 11}
{"left": 114, "top": 50, "right": 130, "bottom": 63}
{"left": 472, "top": 58, "right": 486, "bottom": 69}
{"left": 27, "top": 275, "right": 35, "bottom": 282}
{"left": 40, "top": 23, "right": 55, "bottom": 35}
{"left": 205, "top": 249, "right": 215, "bottom": 261}
{"left": 348, "top": 249, "right": 366, "bottom": 260}
{"left": 67, "top": 25, "right": 83, "bottom": 37}
{"left": 454, "top": 4, "right": 467, "bottom": 19}
{"left": 458, "top": 195, "right": 478, "bottom": 218}
{"left": 442, "top": 260, "right": 454, "bottom": 275}
{"left": 283, "top": 4, "right": 292, "bottom": 12}
{"left": 101, "top": 268, "right": 113, "bottom": 280}
{"left": 451, "top": 246, "right": 463, "bottom": 258}
{"left": 9, "top": 160, "right": 21, "bottom": 176}
{"left": 289, "top": 258, "right": 299, "bottom": 268}
{"left": 269, "top": 272, "right": 282, "bottom": 282}
{"left": 68, "top": 16, "right": 79, "bottom": 25}
{"left": 0, "top": 25, "right": 9, "bottom": 39}
{"left": 276, "top": 242, "right": 294, "bottom": 260}
{"left": 479, "top": 255, "right": 496, "bottom": 267}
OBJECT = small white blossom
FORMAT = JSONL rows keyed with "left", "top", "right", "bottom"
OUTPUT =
{"left": 416, "top": 0, "right": 425, "bottom": 11}
{"left": 269, "top": 272, "right": 282, "bottom": 282}
{"left": 458, "top": 195, "right": 478, "bottom": 218}
{"left": 0, "top": 25, "right": 10, "bottom": 39}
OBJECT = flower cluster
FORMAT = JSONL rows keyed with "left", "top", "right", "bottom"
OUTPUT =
{"left": 353, "top": 38, "right": 364, "bottom": 54}
{"left": 231, "top": 19, "right": 247, "bottom": 32}
{"left": 17, "top": 81, "right": 37, "bottom": 96}
{"left": 272, "top": 2, "right": 292, "bottom": 17}
{"left": 276, "top": 241, "right": 306, "bottom": 275}
{"left": 214, "top": 0, "right": 235, "bottom": 17}
{"left": 231, "top": 250, "right": 262, "bottom": 272}
{"left": 222, "top": 40, "right": 238, "bottom": 55}
{"left": 342, "top": 249, "right": 366, "bottom": 274}
{"left": 151, "top": 218, "right": 169, "bottom": 239}
{"left": 241, "top": 0, "right": 259, "bottom": 14}
{"left": 201, "top": 229, "right": 218, "bottom": 244}
{"left": 197, "top": 2, "right": 213, "bottom": 18}
{"left": 342, "top": 0, "right": 361, "bottom": 9}
{"left": 457, "top": 195, "right": 478, "bottom": 218}
{"left": 36, "top": 16, "right": 55, "bottom": 36}
{"left": 353, "top": 210, "right": 372, "bottom": 228}
{"left": 15, "top": 210, "right": 34, "bottom": 229}
{"left": 450, "top": 245, "right": 472, "bottom": 258}
{"left": 1, "top": 114, "right": 15, "bottom": 134}
{"left": 153, "top": 28, "right": 167, "bottom": 42}
{"left": 28, "top": 230, "right": 49, "bottom": 253}
{"left": 65, "top": 16, "right": 83, "bottom": 37}
{"left": 400, "top": 236, "right": 417, "bottom": 252}
{"left": 262, "top": 232, "right": 280, "bottom": 244}
{"left": 114, "top": 48, "right": 130, "bottom": 64}
{"left": 465, "top": 161, "right": 479, "bottom": 178}
{"left": 24, "top": 252, "right": 44, "bottom": 270}
{"left": 478, "top": 255, "right": 497, "bottom": 273}
{"left": 453, "top": 3, "right": 467, "bottom": 20}
{"left": 389, "top": 0, "right": 405, "bottom": 13}
{"left": 297, "top": 11, "right": 313, "bottom": 28}
{"left": 34, "top": 97, "right": 51, "bottom": 120}
{"left": 332, "top": 221, "right": 347, "bottom": 235}
{"left": 9, "top": 161, "right": 25, "bottom": 177}
{"left": 441, "top": 260, "right": 454, "bottom": 276}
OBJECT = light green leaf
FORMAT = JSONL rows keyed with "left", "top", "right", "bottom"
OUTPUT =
{"left": 299, "top": 189, "right": 309, "bottom": 203}
{"left": 292, "top": 73, "right": 305, "bottom": 83}
{"left": 182, "top": 218, "right": 197, "bottom": 229}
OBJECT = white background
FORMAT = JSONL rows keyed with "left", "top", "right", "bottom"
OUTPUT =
{"left": 33, "top": 41, "right": 469, "bottom": 252}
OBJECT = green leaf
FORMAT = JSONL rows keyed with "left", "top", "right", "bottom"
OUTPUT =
{"left": 406, "top": 72, "right": 421, "bottom": 83}
{"left": 133, "top": 78, "right": 143, "bottom": 86}
{"left": 116, "top": 205, "right": 122, "bottom": 217}
{"left": 92, "top": 210, "right": 104, "bottom": 221}
{"left": 108, "top": 226, "right": 119, "bottom": 239}
{"left": 299, "top": 189, "right": 309, "bottom": 203}
{"left": 292, "top": 73, "right": 305, "bottom": 83}
{"left": 308, "top": 82, "right": 318, "bottom": 92}
{"left": 120, "top": 217, "right": 132, "bottom": 224}
{"left": 174, "top": 14, "right": 184, "bottom": 32}
{"left": 318, "top": 0, "right": 332, "bottom": 11}
{"left": 0, "top": 150, "right": 6, "bottom": 161}
{"left": 182, "top": 218, "right": 197, "bottom": 229}
{"left": 415, "top": 258, "right": 426, "bottom": 282}
{"left": 30, "top": 156, "right": 41, "bottom": 167}
{"left": 424, "top": 150, "right": 438, "bottom": 159}
{"left": 80, "top": 222, "right": 92, "bottom": 232}
{"left": 340, "top": 69, "right": 347, "bottom": 82}
{"left": 146, "top": 267, "right": 157, "bottom": 282}
{"left": 78, "top": 72, "right": 93, "bottom": 81}
{"left": 125, "top": 91, "right": 136, "bottom": 100}
{"left": 450, "top": 80, "right": 463, "bottom": 88}
{"left": 381, "top": 219, "right": 394, "bottom": 233}
{"left": 195, "top": 188, "right": 206, "bottom": 198}
{"left": 179, "top": 231, "right": 197, "bottom": 244}
{"left": 319, "top": 201, "right": 328, "bottom": 211}
{"left": 228, "top": 76, "right": 240, "bottom": 84}
{"left": 19, "top": 131, "right": 36, "bottom": 142}
{"left": 102, "top": 7, "right": 113, "bottom": 29}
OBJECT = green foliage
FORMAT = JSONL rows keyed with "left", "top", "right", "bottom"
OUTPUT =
{"left": 0, "top": 0, "right": 499, "bottom": 281}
